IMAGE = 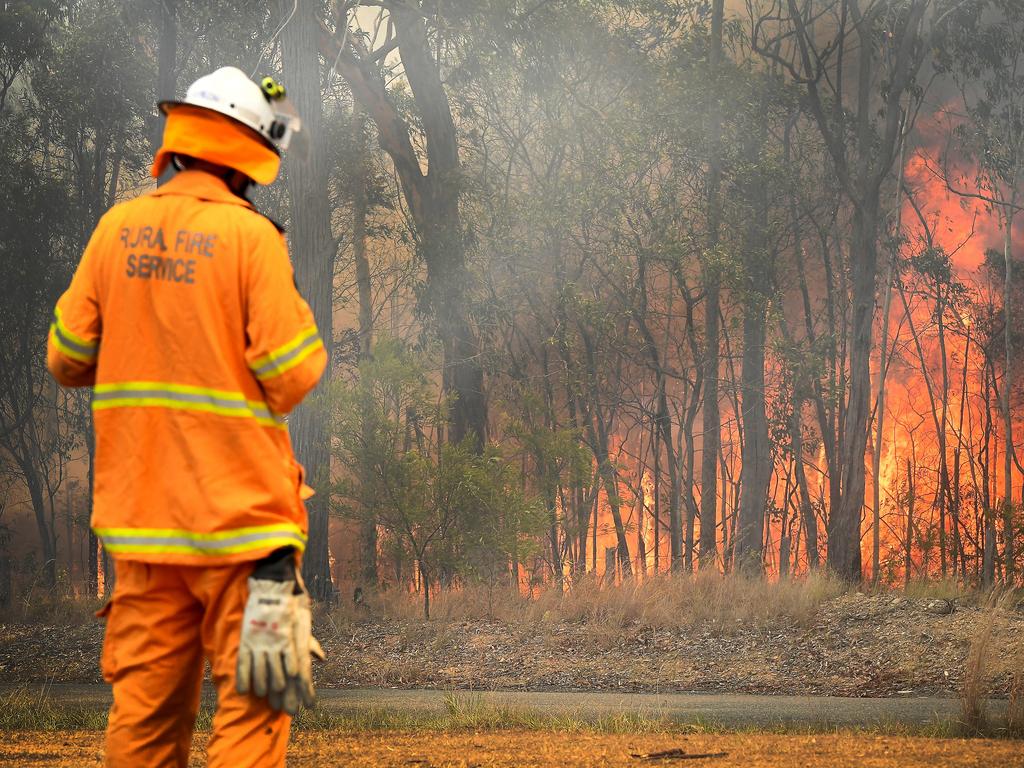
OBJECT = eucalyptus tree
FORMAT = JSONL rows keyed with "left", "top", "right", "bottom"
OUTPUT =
{"left": 322, "top": 1, "right": 487, "bottom": 451}
{"left": 936, "top": 0, "right": 1024, "bottom": 583}
{"left": 0, "top": 0, "right": 150, "bottom": 589}
{"left": 752, "top": 0, "right": 936, "bottom": 580}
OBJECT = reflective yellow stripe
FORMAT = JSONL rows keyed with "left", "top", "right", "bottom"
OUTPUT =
{"left": 254, "top": 327, "right": 318, "bottom": 366}
{"left": 50, "top": 325, "right": 96, "bottom": 363}
{"left": 51, "top": 307, "right": 99, "bottom": 362}
{"left": 92, "top": 381, "right": 285, "bottom": 428}
{"left": 95, "top": 523, "right": 307, "bottom": 556}
{"left": 54, "top": 306, "right": 97, "bottom": 349}
{"left": 102, "top": 539, "right": 305, "bottom": 556}
{"left": 250, "top": 326, "right": 323, "bottom": 381}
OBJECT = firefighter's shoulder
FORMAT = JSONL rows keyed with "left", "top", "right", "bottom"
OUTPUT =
{"left": 236, "top": 204, "right": 286, "bottom": 235}
{"left": 87, "top": 198, "right": 137, "bottom": 243}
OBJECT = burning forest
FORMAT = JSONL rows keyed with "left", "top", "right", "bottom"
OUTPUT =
{"left": 2, "top": 0, "right": 1024, "bottom": 608}
{"left": 6, "top": 1, "right": 1024, "bottom": 765}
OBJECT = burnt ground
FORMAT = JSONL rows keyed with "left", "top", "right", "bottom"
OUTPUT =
{"left": 2, "top": 592, "right": 1022, "bottom": 697}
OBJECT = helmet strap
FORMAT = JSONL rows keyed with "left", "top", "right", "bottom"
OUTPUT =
{"left": 172, "top": 154, "right": 253, "bottom": 199}
{"left": 223, "top": 169, "right": 253, "bottom": 200}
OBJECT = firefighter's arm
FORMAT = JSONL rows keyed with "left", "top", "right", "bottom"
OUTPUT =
{"left": 244, "top": 223, "right": 327, "bottom": 415}
{"left": 47, "top": 233, "right": 102, "bottom": 388}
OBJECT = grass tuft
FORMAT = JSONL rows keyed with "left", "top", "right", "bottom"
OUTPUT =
{"left": 0, "top": 685, "right": 108, "bottom": 731}
{"left": 901, "top": 578, "right": 972, "bottom": 603}
{"left": 959, "top": 589, "right": 1023, "bottom": 736}
{"left": 332, "top": 570, "right": 849, "bottom": 634}
{"left": 1, "top": 585, "right": 105, "bottom": 626}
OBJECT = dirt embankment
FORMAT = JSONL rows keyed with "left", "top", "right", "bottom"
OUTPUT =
{"left": 3, "top": 592, "right": 1022, "bottom": 697}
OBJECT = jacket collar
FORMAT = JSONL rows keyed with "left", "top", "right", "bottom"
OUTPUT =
{"left": 148, "top": 169, "right": 253, "bottom": 208}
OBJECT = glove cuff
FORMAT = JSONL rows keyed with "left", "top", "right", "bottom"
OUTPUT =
{"left": 251, "top": 546, "right": 297, "bottom": 582}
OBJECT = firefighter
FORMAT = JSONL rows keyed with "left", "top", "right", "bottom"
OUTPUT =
{"left": 47, "top": 66, "right": 327, "bottom": 767}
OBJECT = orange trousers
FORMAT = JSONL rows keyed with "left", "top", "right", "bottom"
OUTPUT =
{"left": 100, "top": 559, "right": 291, "bottom": 767}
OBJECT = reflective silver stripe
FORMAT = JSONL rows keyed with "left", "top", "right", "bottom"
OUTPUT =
{"left": 250, "top": 403, "right": 275, "bottom": 421}
{"left": 52, "top": 322, "right": 97, "bottom": 358}
{"left": 101, "top": 530, "right": 306, "bottom": 550}
{"left": 252, "top": 332, "right": 320, "bottom": 377}
{"left": 92, "top": 385, "right": 284, "bottom": 426}
{"left": 93, "top": 388, "right": 250, "bottom": 410}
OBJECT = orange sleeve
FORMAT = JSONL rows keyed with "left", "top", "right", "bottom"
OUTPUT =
{"left": 244, "top": 221, "right": 327, "bottom": 415}
{"left": 48, "top": 228, "right": 103, "bottom": 388}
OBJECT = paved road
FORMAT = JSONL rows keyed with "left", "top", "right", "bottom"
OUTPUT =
{"left": 11, "top": 684, "right": 1005, "bottom": 729}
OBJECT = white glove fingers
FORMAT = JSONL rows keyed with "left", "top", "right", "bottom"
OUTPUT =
{"left": 268, "top": 652, "right": 288, "bottom": 692}
{"left": 268, "top": 684, "right": 284, "bottom": 712}
{"left": 236, "top": 646, "right": 253, "bottom": 694}
{"left": 238, "top": 575, "right": 323, "bottom": 712}
{"left": 298, "top": 673, "right": 316, "bottom": 708}
{"left": 284, "top": 643, "right": 300, "bottom": 678}
{"left": 253, "top": 652, "right": 270, "bottom": 697}
{"left": 283, "top": 678, "right": 301, "bottom": 715}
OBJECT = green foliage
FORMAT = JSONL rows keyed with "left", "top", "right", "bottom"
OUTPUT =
{"left": 331, "top": 339, "right": 545, "bottom": 597}
{"left": 937, "top": 0, "right": 1024, "bottom": 205}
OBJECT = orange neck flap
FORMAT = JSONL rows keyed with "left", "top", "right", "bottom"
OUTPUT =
{"left": 152, "top": 105, "right": 280, "bottom": 185}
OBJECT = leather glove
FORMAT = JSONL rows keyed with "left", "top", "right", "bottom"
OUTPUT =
{"left": 236, "top": 550, "right": 325, "bottom": 714}
{"left": 268, "top": 588, "right": 324, "bottom": 714}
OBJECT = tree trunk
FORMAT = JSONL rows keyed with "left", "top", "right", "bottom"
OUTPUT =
{"left": 784, "top": 0, "right": 927, "bottom": 583}
{"left": 735, "top": 297, "right": 769, "bottom": 574}
{"left": 280, "top": 0, "right": 334, "bottom": 600}
{"left": 652, "top": 423, "right": 662, "bottom": 573}
{"left": 0, "top": 538, "right": 10, "bottom": 608}
{"left": 1001, "top": 221, "right": 1015, "bottom": 583}
{"left": 791, "top": 396, "right": 818, "bottom": 569}
{"left": 152, "top": 0, "right": 177, "bottom": 185}
{"left": 952, "top": 324, "right": 971, "bottom": 582}
{"left": 87, "top": 407, "right": 98, "bottom": 598}
{"left": 102, "top": 544, "right": 114, "bottom": 597}
{"left": 829, "top": 196, "right": 878, "bottom": 581}
{"left": 633, "top": 259, "right": 682, "bottom": 570}
{"left": 64, "top": 486, "right": 73, "bottom": 587}
{"left": 322, "top": 10, "right": 487, "bottom": 450}
{"left": 390, "top": 6, "right": 486, "bottom": 447}
{"left": 904, "top": 458, "right": 915, "bottom": 586}
{"left": 23, "top": 461, "right": 56, "bottom": 589}
{"left": 983, "top": 361, "right": 997, "bottom": 586}
{"left": 699, "top": 0, "right": 725, "bottom": 570}
{"left": 578, "top": 325, "right": 632, "bottom": 577}
{"left": 872, "top": 135, "right": 905, "bottom": 584}
{"left": 592, "top": 426, "right": 632, "bottom": 579}
{"left": 735, "top": 117, "right": 770, "bottom": 575}
{"left": 352, "top": 105, "right": 378, "bottom": 591}
{"left": 420, "top": 560, "right": 430, "bottom": 620}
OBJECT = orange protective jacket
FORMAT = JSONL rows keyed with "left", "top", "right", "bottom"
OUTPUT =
{"left": 47, "top": 169, "right": 327, "bottom": 565}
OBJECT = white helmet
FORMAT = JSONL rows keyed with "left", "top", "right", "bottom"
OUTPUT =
{"left": 159, "top": 66, "right": 301, "bottom": 151}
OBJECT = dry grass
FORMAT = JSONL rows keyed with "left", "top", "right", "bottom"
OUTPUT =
{"left": 285, "top": 730, "right": 1024, "bottom": 767}
{"left": 333, "top": 571, "right": 848, "bottom": 633}
{"left": 901, "top": 578, "right": 973, "bottom": 603}
{"left": 6, "top": 729, "right": 1024, "bottom": 767}
{"left": 960, "top": 589, "right": 1023, "bottom": 735}
{"left": 0, "top": 685, "right": 108, "bottom": 731}
{"left": 1, "top": 584, "right": 104, "bottom": 626}
{"left": 1009, "top": 670, "right": 1024, "bottom": 736}
{"left": 0, "top": 684, "right": 668, "bottom": 735}
{"left": 0, "top": 686, "right": 990, "bottom": 740}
